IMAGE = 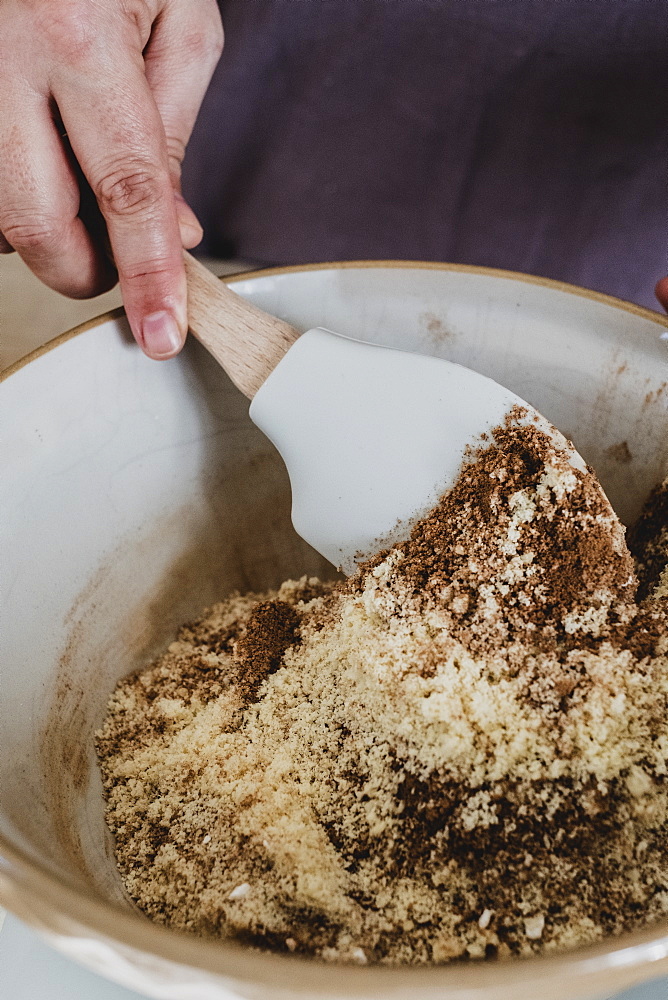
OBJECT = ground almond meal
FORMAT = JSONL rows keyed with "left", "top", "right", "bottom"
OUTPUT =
{"left": 96, "top": 409, "right": 668, "bottom": 964}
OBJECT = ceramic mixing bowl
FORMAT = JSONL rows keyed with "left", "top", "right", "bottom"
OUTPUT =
{"left": 2, "top": 262, "right": 668, "bottom": 1000}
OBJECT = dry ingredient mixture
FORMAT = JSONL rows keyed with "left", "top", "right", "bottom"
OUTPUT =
{"left": 97, "top": 410, "right": 668, "bottom": 964}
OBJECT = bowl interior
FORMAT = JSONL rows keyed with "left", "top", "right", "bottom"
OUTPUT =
{"left": 2, "top": 263, "right": 668, "bottom": 998}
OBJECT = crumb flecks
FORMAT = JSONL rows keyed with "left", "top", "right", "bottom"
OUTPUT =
{"left": 96, "top": 412, "right": 668, "bottom": 965}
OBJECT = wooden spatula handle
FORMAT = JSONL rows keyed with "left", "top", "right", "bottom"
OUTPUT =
{"left": 184, "top": 252, "right": 301, "bottom": 399}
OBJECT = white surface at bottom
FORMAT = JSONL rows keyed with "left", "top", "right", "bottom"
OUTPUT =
{"left": 1, "top": 912, "right": 666, "bottom": 1000}
{"left": 0, "top": 911, "right": 145, "bottom": 998}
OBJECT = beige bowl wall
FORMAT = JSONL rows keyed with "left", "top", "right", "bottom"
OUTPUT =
{"left": 2, "top": 262, "right": 668, "bottom": 1000}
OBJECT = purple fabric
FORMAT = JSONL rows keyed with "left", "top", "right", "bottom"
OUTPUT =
{"left": 182, "top": 0, "right": 668, "bottom": 308}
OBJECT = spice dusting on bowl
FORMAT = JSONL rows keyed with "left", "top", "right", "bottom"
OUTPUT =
{"left": 96, "top": 410, "right": 668, "bottom": 964}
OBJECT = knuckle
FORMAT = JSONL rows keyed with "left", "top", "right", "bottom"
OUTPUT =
{"left": 1, "top": 215, "right": 63, "bottom": 256}
{"left": 190, "top": 4, "right": 224, "bottom": 62}
{"left": 95, "top": 164, "right": 165, "bottom": 219}
{"left": 37, "top": 1, "right": 98, "bottom": 63}
{"left": 118, "top": 254, "right": 181, "bottom": 287}
{"left": 182, "top": 25, "right": 224, "bottom": 65}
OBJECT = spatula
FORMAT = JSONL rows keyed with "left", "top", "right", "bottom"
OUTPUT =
{"left": 184, "top": 253, "right": 584, "bottom": 574}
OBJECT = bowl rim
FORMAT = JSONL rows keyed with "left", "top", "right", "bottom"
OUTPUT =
{"left": 2, "top": 259, "right": 667, "bottom": 388}
{"left": 3, "top": 258, "right": 668, "bottom": 994}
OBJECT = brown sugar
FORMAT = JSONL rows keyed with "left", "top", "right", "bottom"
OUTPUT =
{"left": 96, "top": 410, "right": 668, "bottom": 964}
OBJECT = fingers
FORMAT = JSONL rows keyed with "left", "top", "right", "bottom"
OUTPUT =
{"left": 0, "top": 0, "right": 221, "bottom": 355}
{"left": 144, "top": 0, "right": 223, "bottom": 183}
{"left": 0, "top": 86, "right": 115, "bottom": 296}
{"left": 174, "top": 191, "right": 204, "bottom": 250}
{"left": 53, "top": 50, "right": 188, "bottom": 359}
{"left": 144, "top": 0, "right": 223, "bottom": 246}
{"left": 655, "top": 277, "right": 668, "bottom": 313}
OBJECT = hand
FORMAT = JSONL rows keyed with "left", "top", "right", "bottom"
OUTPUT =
{"left": 656, "top": 278, "right": 668, "bottom": 313}
{"left": 0, "top": 0, "right": 223, "bottom": 359}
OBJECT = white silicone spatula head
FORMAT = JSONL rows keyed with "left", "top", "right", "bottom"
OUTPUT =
{"left": 184, "top": 254, "right": 584, "bottom": 574}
